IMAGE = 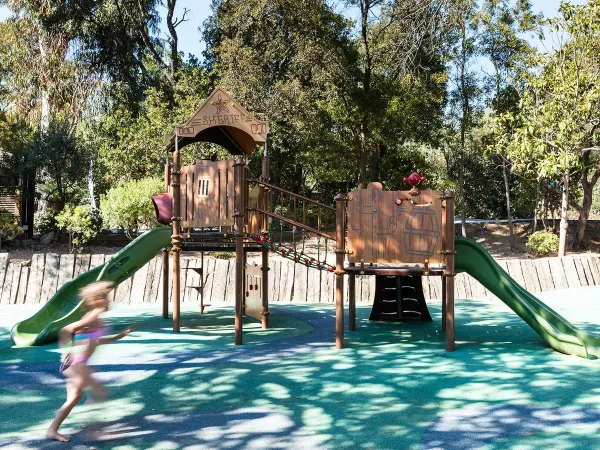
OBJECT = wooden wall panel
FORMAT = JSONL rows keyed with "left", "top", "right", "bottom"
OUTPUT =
{"left": 347, "top": 183, "right": 443, "bottom": 265}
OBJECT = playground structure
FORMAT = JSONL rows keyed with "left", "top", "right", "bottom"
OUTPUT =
{"left": 10, "top": 88, "right": 600, "bottom": 359}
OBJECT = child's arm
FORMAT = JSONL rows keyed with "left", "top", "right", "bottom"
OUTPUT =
{"left": 98, "top": 324, "right": 137, "bottom": 346}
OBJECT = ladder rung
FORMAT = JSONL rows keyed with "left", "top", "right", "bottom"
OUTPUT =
{"left": 382, "top": 299, "right": 397, "bottom": 303}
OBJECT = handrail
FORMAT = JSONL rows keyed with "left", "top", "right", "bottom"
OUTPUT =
{"left": 248, "top": 207, "right": 336, "bottom": 241}
{"left": 247, "top": 179, "right": 335, "bottom": 212}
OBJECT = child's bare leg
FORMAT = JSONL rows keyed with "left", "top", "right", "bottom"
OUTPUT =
{"left": 47, "top": 372, "right": 84, "bottom": 442}
{"left": 82, "top": 366, "right": 107, "bottom": 401}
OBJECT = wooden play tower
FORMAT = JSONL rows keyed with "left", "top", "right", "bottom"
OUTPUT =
{"left": 156, "top": 88, "right": 457, "bottom": 352}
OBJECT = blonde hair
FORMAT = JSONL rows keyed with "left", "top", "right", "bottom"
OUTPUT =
{"left": 79, "top": 281, "right": 115, "bottom": 307}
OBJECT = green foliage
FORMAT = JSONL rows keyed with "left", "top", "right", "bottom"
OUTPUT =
{"left": 100, "top": 177, "right": 163, "bottom": 237}
{"left": 0, "top": 212, "right": 22, "bottom": 247}
{"left": 526, "top": 231, "right": 559, "bottom": 256}
{"left": 33, "top": 210, "right": 57, "bottom": 235}
{"left": 55, "top": 205, "right": 102, "bottom": 253}
{"left": 213, "top": 251, "right": 233, "bottom": 259}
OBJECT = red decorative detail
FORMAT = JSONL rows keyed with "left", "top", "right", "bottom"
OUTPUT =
{"left": 151, "top": 193, "right": 173, "bottom": 225}
{"left": 403, "top": 172, "right": 426, "bottom": 188}
{"left": 395, "top": 198, "right": 403, "bottom": 206}
{"left": 328, "top": 267, "right": 334, "bottom": 272}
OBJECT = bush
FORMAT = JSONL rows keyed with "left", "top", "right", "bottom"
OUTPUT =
{"left": 526, "top": 231, "right": 559, "bottom": 256}
{"left": 100, "top": 177, "right": 163, "bottom": 238}
{"left": 0, "top": 213, "right": 23, "bottom": 248}
{"left": 56, "top": 205, "right": 102, "bottom": 253}
{"left": 34, "top": 210, "right": 57, "bottom": 235}
{"left": 214, "top": 251, "right": 233, "bottom": 259}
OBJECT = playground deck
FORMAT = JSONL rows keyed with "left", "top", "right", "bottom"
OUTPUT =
{"left": 1, "top": 288, "right": 600, "bottom": 449}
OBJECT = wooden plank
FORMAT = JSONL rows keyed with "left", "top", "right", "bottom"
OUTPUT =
{"left": 90, "top": 254, "right": 105, "bottom": 271}
{"left": 505, "top": 260, "right": 526, "bottom": 288}
{"left": 562, "top": 257, "right": 581, "bottom": 289}
{"left": 307, "top": 265, "right": 321, "bottom": 302}
{"left": 268, "top": 260, "right": 279, "bottom": 302}
{"left": 16, "top": 266, "right": 29, "bottom": 304}
{"left": 0, "top": 262, "right": 14, "bottom": 305}
{"left": 57, "top": 254, "right": 75, "bottom": 289}
{"left": 428, "top": 276, "right": 441, "bottom": 300}
{"left": 114, "top": 270, "right": 133, "bottom": 303}
{"left": 202, "top": 258, "right": 215, "bottom": 305}
{"left": 224, "top": 259, "right": 236, "bottom": 304}
{"left": 521, "top": 260, "right": 542, "bottom": 293}
{"left": 211, "top": 259, "right": 230, "bottom": 304}
{"left": 455, "top": 273, "right": 467, "bottom": 299}
{"left": 535, "top": 258, "right": 554, "bottom": 292}
{"left": 280, "top": 260, "right": 294, "bottom": 302}
{"left": 40, "top": 254, "right": 60, "bottom": 303}
{"left": 293, "top": 262, "right": 308, "bottom": 301}
{"left": 143, "top": 255, "right": 159, "bottom": 303}
{"left": 320, "top": 270, "right": 334, "bottom": 303}
{"left": 573, "top": 257, "right": 590, "bottom": 287}
{"left": 593, "top": 258, "right": 600, "bottom": 284}
{"left": 584, "top": 257, "right": 600, "bottom": 286}
{"left": 548, "top": 257, "right": 569, "bottom": 290}
{"left": 8, "top": 263, "right": 21, "bottom": 304}
{"left": 74, "top": 254, "right": 91, "bottom": 277}
{"left": 130, "top": 258, "right": 151, "bottom": 303}
{"left": 25, "top": 254, "right": 44, "bottom": 304}
{"left": 0, "top": 254, "right": 9, "bottom": 302}
{"left": 469, "top": 277, "right": 487, "bottom": 299}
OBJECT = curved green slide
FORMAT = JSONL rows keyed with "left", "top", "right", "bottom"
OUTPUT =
{"left": 455, "top": 236, "right": 600, "bottom": 359}
{"left": 11, "top": 226, "right": 172, "bottom": 346}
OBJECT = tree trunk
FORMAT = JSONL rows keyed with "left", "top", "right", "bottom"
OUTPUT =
{"left": 88, "top": 159, "right": 96, "bottom": 209}
{"left": 558, "top": 169, "right": 569, "bottom": 257}
{"left": 533, "top": 178, "right": 540, "bottom": 232}
{"left": 572, "top": 152, "right": 600, "bottom": 249}
{"left": 502, "top": 159, "right": 514, "bottom": 251}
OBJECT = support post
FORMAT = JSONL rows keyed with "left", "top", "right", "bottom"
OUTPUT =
{"left": 234, "top": 158, "right": 245, "bottom": 345}
{"left": 260, "top": 145, "right": 270, "bottom": 328}
{"left": 171, "top": 139, "right": 182, "bottom": 333}
{"left": 348, "top": 262, "right": 356, "bottom": 331}
{"left": 162, "top": 248, "right": 169, "bottom": 319}
{"left": 200, "top": 251, "right": 205, "bottom": 314}
{"left": 335, "top": 193, "right": 346, "bottom": 349}
{"left": 441, "top": 276, "right": 446, "bottom": 332}
{"left": 444, "top": 190, "right": 456, "bottom": 351}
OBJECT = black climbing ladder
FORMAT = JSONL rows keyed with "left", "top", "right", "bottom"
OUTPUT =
{"left": 369, "top": 275, "right": 432, "bottom": 322}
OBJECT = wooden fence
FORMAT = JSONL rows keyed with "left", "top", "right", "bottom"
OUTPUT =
{"left": 1, "top": 252, "right": 599, "bottom": 306}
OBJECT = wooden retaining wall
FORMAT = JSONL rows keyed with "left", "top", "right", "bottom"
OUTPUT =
{"left": 1, "top": 253, "right": 599, "bottom": 306}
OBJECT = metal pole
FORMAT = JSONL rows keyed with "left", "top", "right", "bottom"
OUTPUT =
{"left": 334, "top": 193, "right": 346, "bottom": 349}
{"left": 171, "top": 135, "right": 182, "bottom": 332}
{"left": 234, "top": 158, "right": 245, "bottom": 345}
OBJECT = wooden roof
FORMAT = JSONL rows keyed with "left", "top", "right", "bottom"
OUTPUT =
{"left": 165, "top": 88, "right": 269, "bottom": 155}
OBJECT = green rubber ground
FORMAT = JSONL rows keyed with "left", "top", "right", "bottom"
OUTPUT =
{"left": 1, "top": 289, "right": 600, "bottom": 449}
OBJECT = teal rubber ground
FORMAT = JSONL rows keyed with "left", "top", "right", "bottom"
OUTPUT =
{"left": 1, "top": 289, "right": 600, "bottom": 449}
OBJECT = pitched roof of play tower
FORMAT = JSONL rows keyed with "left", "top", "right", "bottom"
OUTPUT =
{"left": 165, "top": 88, "right": 269, "bottom": 155}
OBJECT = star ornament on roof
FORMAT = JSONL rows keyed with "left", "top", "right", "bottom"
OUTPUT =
{"left": 211, "top": 95, "right": 230, "bottom": 114}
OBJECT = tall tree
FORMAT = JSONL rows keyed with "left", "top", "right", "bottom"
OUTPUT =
{"left": 477, "top": 0, "right": 537, "bottom": 250}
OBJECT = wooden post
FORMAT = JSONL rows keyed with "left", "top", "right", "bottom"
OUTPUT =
{"left": 441, "top": 276, "right": 446, "bottom": 332}
{"left": 348, "top": 262, "right": 356, "bottom": 331}
{"left": 171, "top": 141, "right": 182, "bottom": 333}
{"left": 164, "top": 162, "right": 170, "bottom": 193}
{"left": 444, "top": 190, "right": 456, "bottom": 351}
{"left": 441, "top": 192, "right": 446, "bottom": 333}
{"left": 234, "top": 158, "right": 245, "bottom": 345}
{"left": 200, "top": 251, "right": 205, "bottom": 314}
{"left": 261, "top": 147, "right": 270, "bottom": 329}
{"left": 335, "top": 193, "right": 346, "bottom": 349}
{"left": 162, "top": 248, "right": 169, "bottom": 319}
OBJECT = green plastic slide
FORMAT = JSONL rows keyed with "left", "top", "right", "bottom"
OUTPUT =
{"left": 455, "top": 236, "right": 600, "bottom": 359}
{"left": 11, "top": 226, "right": 172, "bottom": 346}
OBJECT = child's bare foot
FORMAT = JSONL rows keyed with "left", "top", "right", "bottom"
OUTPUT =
{"left": 47, "top": 429, "right": 70, "bottom": 442}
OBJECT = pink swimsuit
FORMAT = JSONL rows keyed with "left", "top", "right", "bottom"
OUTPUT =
{"left": 60, "top": 326, "right": 109, "bottom": 372}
